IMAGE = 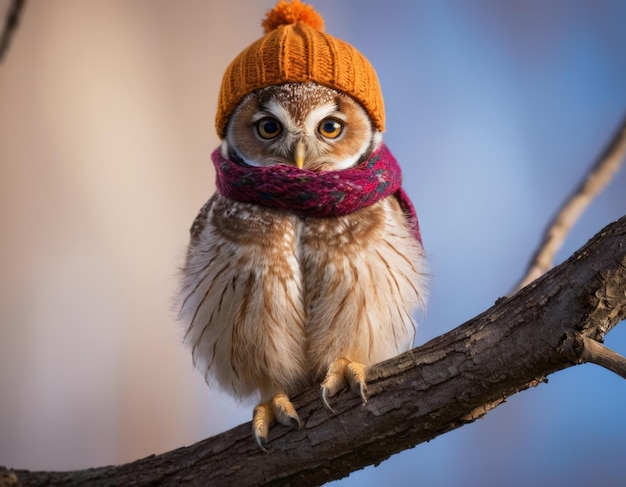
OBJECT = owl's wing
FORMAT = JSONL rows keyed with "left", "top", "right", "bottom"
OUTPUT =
{"left": 189, "top": 196, "right": 216, "bottom": 243}
{"left": 178, "top": 194, "right": 309, "bottom": 400}
{"left": 394, "top": 188, "right": 422, "bottom": 245}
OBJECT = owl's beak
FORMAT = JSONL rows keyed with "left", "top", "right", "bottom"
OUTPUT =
{"left": 294, "top": 140, "right": 305, "bottom": 170}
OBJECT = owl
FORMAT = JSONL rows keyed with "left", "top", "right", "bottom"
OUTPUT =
{"left": 177, "top": 81, "right": 428, "bottom": 449}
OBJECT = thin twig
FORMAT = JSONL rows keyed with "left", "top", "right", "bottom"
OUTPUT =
{"left": 514, "top": 114, "right": 626, "bottom": 292}
{"left": 560, "top": 332, "right": 626, "bottom": 380}
{"left": 0, "top": 0, "right": 26, "bottom": 63}
{"left": 579, "top": 336, "right": 626, "bottom": 380}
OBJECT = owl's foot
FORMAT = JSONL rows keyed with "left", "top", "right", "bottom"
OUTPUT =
{"left": 320, "top": 358, "right": 369, "bottom": 413}
{"left": 252, "top": 392, "right": 302, "bottom": 452}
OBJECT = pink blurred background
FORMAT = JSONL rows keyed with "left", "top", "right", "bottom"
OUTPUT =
{"left": 0, "top": 0, "right": 250, "bottom": 469}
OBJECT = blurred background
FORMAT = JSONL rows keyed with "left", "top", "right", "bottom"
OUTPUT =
{"left": 1, "top": 1, "right": 625, "bottom": 485}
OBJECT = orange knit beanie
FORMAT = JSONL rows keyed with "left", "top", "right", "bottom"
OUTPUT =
{"left": 215, "top": 0, "right": 385, "bottom": 138}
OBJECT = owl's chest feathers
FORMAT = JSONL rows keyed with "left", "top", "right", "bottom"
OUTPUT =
{"left": 182, "top": 193, "right": 426, "bottom": 398}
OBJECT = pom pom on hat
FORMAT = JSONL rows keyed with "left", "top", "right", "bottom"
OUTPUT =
{"left": 262, "top": 0, "right": 324, "bottom": 33}
{"left": 215, "top": 0, "right": 385, "bottom": 138}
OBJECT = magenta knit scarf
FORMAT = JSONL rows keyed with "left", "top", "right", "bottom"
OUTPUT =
{"left": 212, "top": 143, "right": 422, "bottom": 243}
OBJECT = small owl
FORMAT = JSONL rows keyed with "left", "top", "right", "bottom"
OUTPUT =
{"left": 177, "top": 0, "right": 427, "bottom": 450}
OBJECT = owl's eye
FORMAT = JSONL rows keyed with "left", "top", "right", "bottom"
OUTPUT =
{"left": 318, "top": 118, "right": 344, "bottom": 139}
{"left": 256, "top": 117, "right": 283, "bottom": 139}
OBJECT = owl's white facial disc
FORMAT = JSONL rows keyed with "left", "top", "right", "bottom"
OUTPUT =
{"left": 224, "top": 82, "right": 381, "bottom": 172}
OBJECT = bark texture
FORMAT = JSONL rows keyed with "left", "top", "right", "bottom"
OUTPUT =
{"left": 2, "top": 215, "right": 626, "bottom": 487}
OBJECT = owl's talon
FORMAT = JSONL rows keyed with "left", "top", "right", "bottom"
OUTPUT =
{"left": 320, "top": 358, "right": 369, "bottom": 410}
{"left": 254, "top": 432, "right": 269, "bottom": 454}
{"left": 320, "top": 386, "right": 336, "bottom": 413}
{"left": 252, "top": 403, "right": 272, "bottom": 451}
{"left": 346, "top": 361, "right": 369, "bottom": 405}
{"left": 252, "top": 393, "right": 300, "bottom": 450}
{"left": 272, "top": 392, "right": 302, "bottom": 429}
{"left": 358, "top": 382, "right": 368, "bottom": 406}
{"left": 320, "top": 357, "right": 348, "bottom": 412}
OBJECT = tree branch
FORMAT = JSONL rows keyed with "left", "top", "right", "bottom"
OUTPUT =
{"left": 0, "top": 0, "right": 26, "bottom": 63}
{"left": 514, "top": 113, "right": 626, "bottom": 291}
{"left": 2, "top": 214, "right": 625, "bottom": 486}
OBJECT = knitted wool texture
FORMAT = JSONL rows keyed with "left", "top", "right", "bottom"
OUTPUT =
{"left": 212, "top": 144, "right": 422, "bottom": 243}
{"left": 215, "top": 0, "right": 385, "bottom": 138}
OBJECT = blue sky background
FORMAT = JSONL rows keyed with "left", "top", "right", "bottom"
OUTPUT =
{"left": 318, "top": 1, "right": 626, "bottom": 485}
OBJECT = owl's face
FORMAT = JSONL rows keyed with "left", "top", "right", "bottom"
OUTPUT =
{"left": 223, "top": 82, "right": 381, "bottom": 172}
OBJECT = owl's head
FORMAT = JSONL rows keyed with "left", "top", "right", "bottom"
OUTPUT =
{"left": 224, "top": 82, "right": 381, "bottom": 171}
{"left": 216, "top": 0, "right": 385, "bottom": 171}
